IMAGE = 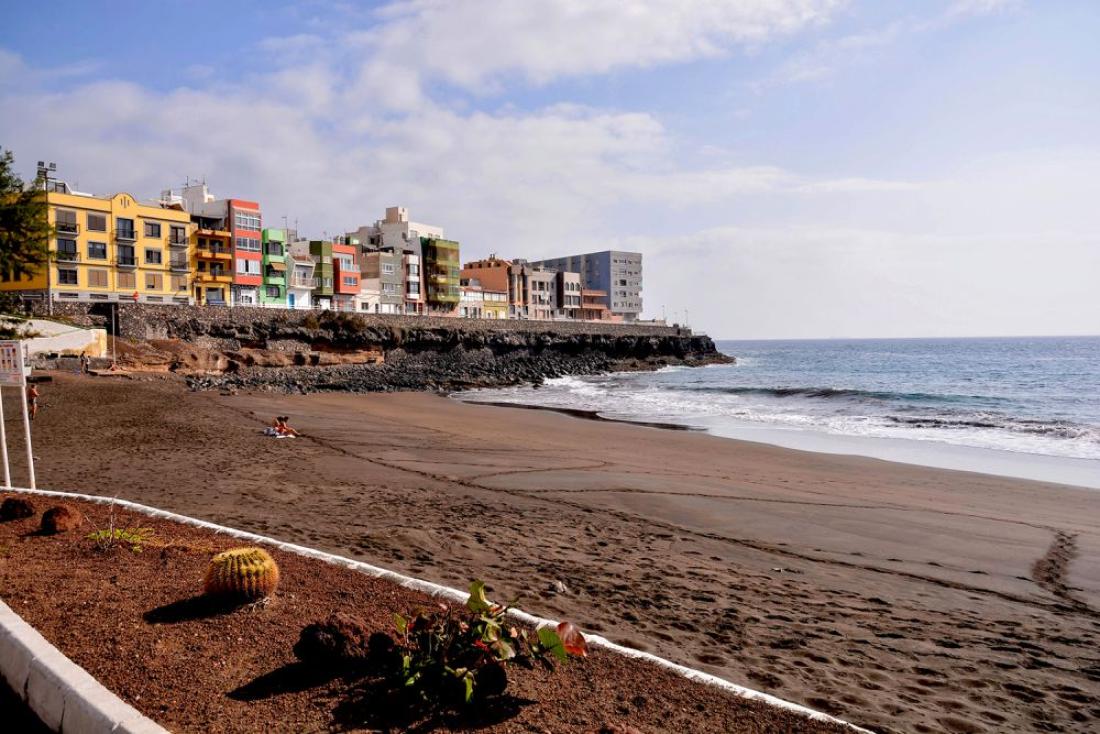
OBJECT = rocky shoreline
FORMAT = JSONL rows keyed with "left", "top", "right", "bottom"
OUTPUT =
{"left": 186, "top": 334, "right": 731, "bottom": 394}
{"left": 27, "top": 304, "right": 731, "bottom": 394}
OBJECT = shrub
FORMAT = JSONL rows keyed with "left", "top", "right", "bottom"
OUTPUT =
{"left": 203, "top": 547, "right": 280, "bottom": 601}
{"left": 0, "top": 497, "right": 35, "bottom": 521}
{"left": 41, "top": 505, "right": 83, "bottom": 534}
{"left": 382, "top": 580, "right": 587, "bottom": 709}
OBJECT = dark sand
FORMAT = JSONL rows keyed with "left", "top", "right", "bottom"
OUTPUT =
{"left": 11, "top": 373, "right": 1100, "bottom": 733}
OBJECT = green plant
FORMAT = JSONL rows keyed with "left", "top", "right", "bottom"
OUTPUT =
{"left": 383, "top": 580, "right": 587, "bottom": 709}
{"left": 203, "top": 547, "right": 280, "bottom": 601}
{"left": 0, "top": 148, "right": 53, "bottom": 282}
{"left": 87, "top": 527, "right": 154, "bottom": 553}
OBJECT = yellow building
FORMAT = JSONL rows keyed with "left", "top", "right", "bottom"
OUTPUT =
{"left": 0, "top": 184, "right": 194, "bottom": 305}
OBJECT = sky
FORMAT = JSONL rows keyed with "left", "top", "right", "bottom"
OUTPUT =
{"left": 1, "top": 0, "right": 1098, "bottom": 338}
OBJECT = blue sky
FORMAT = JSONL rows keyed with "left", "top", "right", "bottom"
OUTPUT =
{"left": 2, "top": 1, "right": 1098, "bottom": 337}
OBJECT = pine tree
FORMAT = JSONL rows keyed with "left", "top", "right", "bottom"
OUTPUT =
{"left": 0, "top": 148, "right": 52, "bottom": 281}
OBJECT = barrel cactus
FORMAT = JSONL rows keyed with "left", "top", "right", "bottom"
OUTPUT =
{"left": 203, "top": 547, "right": 280, "bottom": 601}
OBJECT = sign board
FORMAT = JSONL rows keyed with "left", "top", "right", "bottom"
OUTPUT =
{"left": 0, "top": 340, "right": 26, "bottom": 387}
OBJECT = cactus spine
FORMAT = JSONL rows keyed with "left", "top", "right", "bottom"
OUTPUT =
{"left": 204, "top": 547, "right": 280, "bottom": 601}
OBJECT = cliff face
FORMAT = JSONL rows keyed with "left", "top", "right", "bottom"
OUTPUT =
{"left": 33, "top": 303, "right": 731, "bottom": 393}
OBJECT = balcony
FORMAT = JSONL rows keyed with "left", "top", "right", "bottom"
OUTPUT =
{"left": 55, "top": 250, "right": 80, "bottom": 262}
{"left": 290, "top": 276, "right": 315, "bottom": 289}
{"left": 198, "top": 271, "right": 232, "bottom": 284}
{"left": 169, "top": 236, "right": 190, "bottom": 248}
{"left": 196, "top": 246, "right": 232, "bottom": 260}
{"left": 170, "top": 258, "right": 190, "bottom": 272}
{"left": 265, "top": 272, "right": 286, "bottom": 283}
{"left": 196, "top": 227, "right": 232, "bottom": 239}
{"left": 56, "top": 221, "right": 80, "bottom": 235}
{"left": 115, "top": 229, "right": 137, "bottom": 242}
{"left": 116, "top": 256, "right": 137, "bottom": 269}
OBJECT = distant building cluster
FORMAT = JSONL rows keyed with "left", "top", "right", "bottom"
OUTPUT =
{"left": 1, "top": 174, "right": 644, "bottom": 322}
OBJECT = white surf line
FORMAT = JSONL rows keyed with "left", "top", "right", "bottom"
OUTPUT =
{"left": 5, "top": 486, "right": 875, "bottom": 733}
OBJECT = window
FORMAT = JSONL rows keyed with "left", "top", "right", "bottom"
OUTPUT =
{"left": 382, "top": 283, "right": 400, "bottom": 295}
{"left": 236, "top": 258, "right": 260, "bottom": 275}
{"left": 169, "top": 225, "right": 187, "bottom": 244}
{"left": 145, "top": 248, "right": 162, "bottom": 264}
{"left": 58, "top": 268, "right": 78, "bottom": 285}
{"left": 55, "top": 209, "right": 78, "bottom": 234}
{"left": 382, "top": 263, "right": 396, "bottom": 275}
{"left": 118, "top": 271, "right": 136, "bottom": 289}
{"left": 233, "top": 211, "right": 261, "bottom": 230}
{"left": 88, "top": 269, "right": 108, "bottom": 288}
{"left": 116, "top": 217, "right": 135, "bottom": 239}
{"left": 56, "top": 238, "right": 78, "bottom": 260}
{"left": 88, "top": 242, "right": 107, "bottom": 260}
{"left": 406, "top": 282, "right": 420, "bottom": 295}
{"left": 87, "top": 213, "right": 107, "bottom": 232}
{"left": 235, "top": 237, "right": 260, "bottom": 252}
{"left": 171, "top": 275, "right": 187, "bottom": 291}
{"left": 265, "top": 286, "right": 281, "bottom": 298}
{"left": 144, "top": 221, "right": 162, "bottom": 238}
{"left": 343, "top": 276, "right": 358, "bottom": 287}
{"left": 146, "top": 273, "right": 163, "bottom": 290}
{"left": 407, "top": 264, "right": 419, "bottom": 276}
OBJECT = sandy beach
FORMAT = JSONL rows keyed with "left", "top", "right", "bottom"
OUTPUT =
{"left": 13, "top": 373, "right": 1100, "bottom": 733}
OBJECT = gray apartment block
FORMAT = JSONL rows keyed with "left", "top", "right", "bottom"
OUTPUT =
{"left": 360, "top": 248, "right": 405, "bottom": 310}
{"left": 530, "top": 250, "right": 642, "bottom": 321}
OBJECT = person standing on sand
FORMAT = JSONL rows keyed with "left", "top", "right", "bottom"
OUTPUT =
{"left": 80, "top": 352, "right": 90, "bottom": 374}
{"left": 27, "top": 383, "right": 39, "bottom": 420}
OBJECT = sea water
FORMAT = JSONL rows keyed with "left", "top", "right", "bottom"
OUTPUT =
{"left": 459, "top": 336, "right": 1100, "bottom": 487}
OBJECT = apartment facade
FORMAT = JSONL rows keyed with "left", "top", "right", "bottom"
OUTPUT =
{"left": 359, "top": 249, "right": 404, "bottom": 314}
{"left": 287, "top": 247, "right": 315, "bottom": 310}
{"left": 1, "top": 185, "right": 193, "bottom": 305}
{"left": 347, "top": 207, "right": 442, "bottom": 315}
{"left": 422, "top": 237, "right": 461, "bottom": 313}
{"left": 177, "top": 184, "right": 262, "bottom": 306}
{"left": 260, "top": 228, "right": 287, "bottom": 307}
{"left": 530, "top": 250, "right": 643, "bottom": 321}
{"left": 461, "top": 256, "right": 530, "bottom": 318}
{"left": 331, "top": 240, "right": 360, "bottom": 311}
{"left": 308, "top": 240, "right": 334, "bottom": 310}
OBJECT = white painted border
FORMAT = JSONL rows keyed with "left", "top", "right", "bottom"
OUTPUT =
{"left": 0, "top": 599, "right": 167, "bottom": 733}
{"left": 2, "top": 487, "right": 874, "bottom": 733}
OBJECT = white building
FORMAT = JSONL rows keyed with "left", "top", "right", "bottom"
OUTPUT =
{"left": 287, "top": 244, "right": 315, "bottom": 310}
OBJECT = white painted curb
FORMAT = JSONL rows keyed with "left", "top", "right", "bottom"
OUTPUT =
{"left": 2, "top": 487, "right": 874, "bottom": 733}
{"left": 0, "top": 600, "right": 168, "bottom": 734}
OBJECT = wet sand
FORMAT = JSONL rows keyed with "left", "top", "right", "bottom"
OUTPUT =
{"left": 16, "top": 373, "right": 1100, "bottom": 733}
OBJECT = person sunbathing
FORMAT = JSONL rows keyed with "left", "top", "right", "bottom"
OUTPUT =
{"left": 274, "top": 415, "right": 300, "bottom": 438}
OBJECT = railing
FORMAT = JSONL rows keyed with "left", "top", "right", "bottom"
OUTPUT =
{"left": 169, "top": 236, "right": 189, "bottom": 246}
{"left": 56, "top": 250, "right": 80, "bottom": 262}
{"left": 117, "top": 256, "right": 137, "bottom": 267}
{"left": 56, "top": 222, "right": 79, "bottom": 235}
{"left": 196, "top": 246, "right": 231, "bottom": 256}
{"left": 291, "top": 277, "right": 314, "bottom": 288}
{"left": 170, "top": 259, "right": 190, "bottom": 271}
{"left": 115, "top": 229, "right": 137, "bottom": 241}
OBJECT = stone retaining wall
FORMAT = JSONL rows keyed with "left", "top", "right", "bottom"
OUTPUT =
{"left": 29, "top": 302, "right": 687, "bottom": 341}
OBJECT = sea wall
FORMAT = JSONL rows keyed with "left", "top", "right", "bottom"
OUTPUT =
{"left": 24, "top": 302, "right": 730, "bottom": 393}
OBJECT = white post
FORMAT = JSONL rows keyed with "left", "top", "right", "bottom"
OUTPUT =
{"left": 0, "top": 386, "right": 9, "bottom": 488}
{"left": 19, "top": 380, "right": 34, "bottom": 490}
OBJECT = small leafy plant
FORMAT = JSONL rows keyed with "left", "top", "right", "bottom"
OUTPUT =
{"left": 384, "top": 580, "right": 588, "bottom": 709}
{"left": 87, "top": 527, "right": 155, "bottom": 553}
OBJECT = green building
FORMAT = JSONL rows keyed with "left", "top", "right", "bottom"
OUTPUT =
{"left": 309, "top": 240, "right": 334, "bottom": 310}
{"left": 422, "top": 237, "right": 460, "bottom": 312}
{"left": 260, "top": 228, "right": 287, "bottom": 307}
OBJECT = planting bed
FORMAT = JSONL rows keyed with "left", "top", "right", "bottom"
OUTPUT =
{"left": 0, "top": 494, "right": 850, "bottom": 733}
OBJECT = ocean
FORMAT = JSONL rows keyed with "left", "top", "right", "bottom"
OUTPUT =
{"left": 458, "top": 336, "right": 1100, "bottom": 487}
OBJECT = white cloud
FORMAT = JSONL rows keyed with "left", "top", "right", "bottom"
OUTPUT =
{"left": 349, "top": 0, "right": 845, "bottom": 92}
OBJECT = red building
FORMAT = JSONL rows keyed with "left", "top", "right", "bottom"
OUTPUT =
{"left": 331, "top": 241, "right": 360, "bottom": 311}
{"left": 229, "top": 198, "right": 262, "bottom": 305}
